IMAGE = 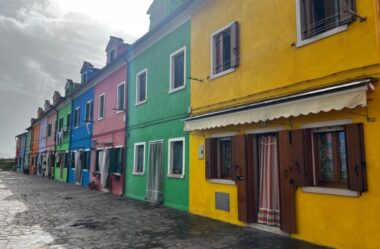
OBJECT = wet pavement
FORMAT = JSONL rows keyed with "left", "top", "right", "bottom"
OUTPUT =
{"left": 0, "top": 171, "right": 327, "bottom": 249}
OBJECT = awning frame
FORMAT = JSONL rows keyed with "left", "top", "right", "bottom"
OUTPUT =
{"left": 185, "top": 78, "right": 375, "bottom": 131}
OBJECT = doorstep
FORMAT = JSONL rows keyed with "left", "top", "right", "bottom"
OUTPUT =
{"left": 248, "top": 223, "right": 289, "bottom": 236}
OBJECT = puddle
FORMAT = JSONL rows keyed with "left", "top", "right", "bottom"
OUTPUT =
{"left": 0, "top": 184, "right": 56, "bottom": 248}
{"left": 70, "top": 219, "right": 101, "bottom": 230}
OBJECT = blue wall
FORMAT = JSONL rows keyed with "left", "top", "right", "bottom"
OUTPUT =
{"left": 70, "top": 87, "right": 94, "bottom": 150}
{"left": 68, "top": 87, "right": 94, "bottom": 186}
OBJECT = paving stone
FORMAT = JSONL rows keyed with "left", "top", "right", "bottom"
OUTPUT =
{"left": 0, "top": 172, "right": 329, "bottom": 249}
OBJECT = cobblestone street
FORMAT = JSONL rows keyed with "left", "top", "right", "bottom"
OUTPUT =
{"left": 0, "top": 171, "right": 326, "bottom": 249}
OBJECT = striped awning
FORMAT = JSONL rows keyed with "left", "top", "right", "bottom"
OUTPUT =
{"left": 184, "top": 79, "right": 374, "bottom": 131}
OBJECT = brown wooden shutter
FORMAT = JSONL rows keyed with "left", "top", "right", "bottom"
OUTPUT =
{"left": 345, "top": 123, "right": 367, "bottom": 192}
{"left": 230, "top": 21, "right": 239, "bottom": 68}
{"left": 232, "top": 135, "right": 250, "bottom": 222}
{"left": 292, "top": 129, "right": 313, "bottom": 187}
{"left": 205, "top": 138, "right": 217, "bottom": 179}
{"left": 245, "top": 135, "right": 258, "bottom": 223}
{"left": 339, "top": 0, "right": 356, "bottom": 24}
{"left": 278, "top": 130, "right": 297, "bottom": 233}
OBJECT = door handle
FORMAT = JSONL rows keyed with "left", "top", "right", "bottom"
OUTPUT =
{"left": 236, "top": 175, "right": 245, "bottom": 181}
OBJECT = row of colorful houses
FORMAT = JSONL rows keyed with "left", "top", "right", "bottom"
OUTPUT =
{"left": 14, "top": 0, "right": 380, "bottom": 248}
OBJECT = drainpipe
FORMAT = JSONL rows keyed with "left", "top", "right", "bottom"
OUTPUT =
{"left": 52, "top": 106, "right": 58, "bottom": 179}
{"left": 122, "top": 57, "right": 128, "bottom": 197}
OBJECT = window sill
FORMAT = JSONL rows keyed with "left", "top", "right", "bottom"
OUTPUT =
{"left": 169, "top": 85, "right": 185, "bottom": 94}
{"left": 209, "top": 68, "right": 235, "bottom": 80}
{"left": 208, "top": 179, "right": 235, "bottom": 186}
{"left": 135, "top": 100, "right": 147, "bottom": 106}
{"left": 167, "top": 174, "right": 184, "bottom": 179}
{"left": 132, "top": 172, "right": 144, "bottom": 176}
{"left": 115, "top": 110, "right": 123, "bottom": 115}
{"left": 301, "top": 186, "right": 359, "bottom": 197}
{"left": 98, "top": 117, "right": 104, "bottom": 121}
{"left": 296, "top": 25, "right": 348, "bottom": 48}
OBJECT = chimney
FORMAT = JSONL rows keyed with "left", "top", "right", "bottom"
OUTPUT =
{"left": 44, "top": 100, "right": 52, "bottom": 112}
{"left": 37, "top": 107, "right": 44, "bottom": 119}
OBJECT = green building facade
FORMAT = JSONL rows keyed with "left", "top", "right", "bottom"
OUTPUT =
{"left": 54, "top": 101, "right": 71, "bottom": 182}
{"left": 125, "top": 19, "right": 191, "bottom": 211}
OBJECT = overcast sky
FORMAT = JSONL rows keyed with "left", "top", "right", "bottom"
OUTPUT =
{"left": 0, "top": 0, "right": 153, "bottom": 158}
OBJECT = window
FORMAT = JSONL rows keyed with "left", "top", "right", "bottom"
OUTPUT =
{"left": 74, "top": 107, "right": 80, "bottom": 128}
{"left": 85, "top": 101, "right": 92, "bottom": 122}
{"left": 64, "top": 152, "right": 70, "bottom": 168}
{"left": 211, "top": 22, "right": 239, "bottom": 78}
{"left": 47, "top": 124, "right": 52, "bottom": 137}
{"left": 168, "top": 138, "right": 185, "bottom": 177}
{"left": 278, "top": 123, "right": 367, "bottom": 193}
{"left": 170, "top": 47, "right": 186, "bottom": 92}
{"left": 82, "top": 151, "right": 90, "bottom": 170}
{"left": 58, "top": 117, "right": 64, "bottom": 132}
{"left": 66, "top": 113, "right": 71, "bottom": 129}
{"left": 109, "top": 49, "right": 115, "bottom": 62}
{"left": 133, "top": 143, "right": 145, "bottom": 174}
{"left": 206, "top": 137, "right": 233, "bottom": 180}
{"left": 116, "top": 82, "right": 125, "bottom": 112}
{"left": 82, "top": 72, "right": 87, "bottom": 83}
{"left": 136, "top": 69, "right": 147, "bottom": 105}
{"left": 312, "top": 127, "right": 348, "bottom": 187}
{"left": 111, "top": 147, "right": 124, "bottom": 173}
{"left": 98, "top": 94, "right": 105, "bottom": 120}
{"left": 95, "top": 150, "right": 101, "bottom": 172}
{"left": 297, "top": 0, "right": 356, "bottom": 43}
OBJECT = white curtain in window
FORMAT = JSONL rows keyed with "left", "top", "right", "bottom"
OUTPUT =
{"left": 146, "top": 142, "right": 163, "bottom": 203}
{"left": 257, "top": 135, "right": 280, "bottom": 226}
{"left": 100, "top": 149, "right": 110, "bottom": 189}
{"left": 74, "top": 151, "right": 82, "bottom": 184}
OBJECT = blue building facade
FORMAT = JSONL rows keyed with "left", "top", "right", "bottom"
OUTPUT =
{"left": 68, "top": 87, "right": 94, "bottom": 187}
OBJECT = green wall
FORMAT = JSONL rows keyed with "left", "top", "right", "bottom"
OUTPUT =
{"left": 54, "top": 102, "right": 71, "bottom": 181}
{"left": 125, "top": 21, "right": 190, "bottom": 211}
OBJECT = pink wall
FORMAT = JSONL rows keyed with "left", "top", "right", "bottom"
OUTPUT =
{"left": 46, "top": 111, "right": 57, "bottom": 152}
{"left": 91, "top": 64, "right": 127, "bottom": 195}
{"left": 92, "top": 65, "right": 126, "bottom": 145}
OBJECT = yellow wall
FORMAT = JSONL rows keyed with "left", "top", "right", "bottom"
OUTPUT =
{"left": 189, "top": 1, "right": 380, "bottom": 248}
{"left": 191, "top": 0, "right": 380, "bottom": 115}
{"left": 189, "top": 92, "right": 380, "bottom": 249}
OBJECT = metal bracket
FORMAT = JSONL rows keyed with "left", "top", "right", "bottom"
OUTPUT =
{"left": 349, "top": 106, "right": 376, "bottom": 122}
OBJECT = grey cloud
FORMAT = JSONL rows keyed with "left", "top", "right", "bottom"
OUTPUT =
{"left": 0, "top": 0, "right": 135, "bottom": 157}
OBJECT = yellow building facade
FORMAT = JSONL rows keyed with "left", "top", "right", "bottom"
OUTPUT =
{"left": 187, "top": 1, "right": 380, "bottom": 248}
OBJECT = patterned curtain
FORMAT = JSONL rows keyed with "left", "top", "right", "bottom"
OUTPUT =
{"left": 257, "top": 135, "right": 280, "bottom": 226}
{"left": 146, "top": 142, "right": 163, "bottom": 203}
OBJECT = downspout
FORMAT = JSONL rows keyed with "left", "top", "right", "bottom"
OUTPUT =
{"left": 52, "top": 106, "right": 58, "bottom": 179}
{"left": 122, "top": 57, "right": 128, "bottom": 197}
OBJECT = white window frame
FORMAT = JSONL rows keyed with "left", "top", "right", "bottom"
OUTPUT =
{"left": 133, "top": 142, "right": 145, "bottom": 175}
{"left": 85, "top": 100, "right": 92, "bottom": 123}
{"left": 116, "top": 81, "right": 125, "bottom": 113}
{"left": 136, "top": 69, "right": 148, "bottom": 106}
{"left": 169, "top": 46, "right": 186, "bottom": 93}
{"left": 295, "top": 0, "right": 348, "bottom": 47}
{"left": 167, "top": 137, "right": 185, "bottom": 178}
{"left": 74, "top": 107, "right": 80, "bottom": 128}
{"left": 98, "top": 93, "right": 105, "bottom": 120}
{"left": 210, "top": 21, "right": 236, "bottom": 80}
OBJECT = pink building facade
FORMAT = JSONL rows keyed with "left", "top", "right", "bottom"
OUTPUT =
{"left": 90, "top": 37, "right": 128, "bottom": 195}
{"left": 91, "top": 65, "right": 127, "bottom": 195}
